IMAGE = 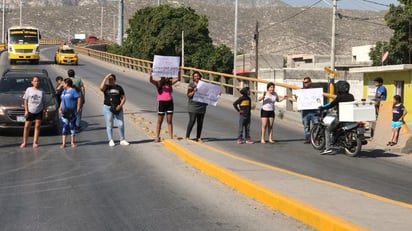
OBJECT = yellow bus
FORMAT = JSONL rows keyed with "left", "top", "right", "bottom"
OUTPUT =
{"left": 7, "top": 26, "right": 41, "bottom": 65}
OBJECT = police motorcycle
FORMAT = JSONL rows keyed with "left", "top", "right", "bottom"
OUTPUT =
{"left": 309, "top": 81, "right": 367, "bottom": 157}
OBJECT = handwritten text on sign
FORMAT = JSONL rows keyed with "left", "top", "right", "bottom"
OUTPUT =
{"left": 294, "top": 88, "right": 324, "bottom": 110}
{"left": 152, "top": 55, "right": 180, "bottom": 77}
{"left": 193, "top": 80, "right": 221, "bottom": 106}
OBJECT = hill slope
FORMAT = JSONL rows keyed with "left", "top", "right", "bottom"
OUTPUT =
{"left": 3, "top": 0, "right": 392, "bottom": 56}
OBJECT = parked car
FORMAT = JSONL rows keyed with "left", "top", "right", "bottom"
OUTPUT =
{"left": 68, "top": 38, "right": 85, "bottom": 45}
{"left": 86, "top": 36, "right": 98, "bottom": 43}
{"left": 0, "top": 69, "right": 60, "bottom": 134}
{"left": 55, "top": 45, "right": 78, "bottom": 65}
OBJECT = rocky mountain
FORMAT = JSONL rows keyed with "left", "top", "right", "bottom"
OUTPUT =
{"left": 1, "top": 0, "right": 393, "bottom": 56}
{"left": 6, "top": 0, "right": 288, "bottom": 8}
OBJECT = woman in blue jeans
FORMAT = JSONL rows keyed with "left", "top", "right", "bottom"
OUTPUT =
{"left": 99, "top": 73, "right": 129, "bottom": 147}
{"left": 59, "top": 78, "right": 81, "bottom": 148}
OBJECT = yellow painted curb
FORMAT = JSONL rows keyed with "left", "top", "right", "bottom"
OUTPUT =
{"left": 164, "top": 139, "right": 369, "bottom": 231}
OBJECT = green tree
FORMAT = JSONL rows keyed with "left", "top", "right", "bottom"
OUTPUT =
{"left": 370, "top": 0, "right": 412, "bottom": 65}
{"left": 111, "top": 5, "right": 233, "bottom": 73}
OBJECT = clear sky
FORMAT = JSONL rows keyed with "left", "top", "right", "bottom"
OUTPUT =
{"left": 281, "top": 0, "right": 399, "bottom": 11}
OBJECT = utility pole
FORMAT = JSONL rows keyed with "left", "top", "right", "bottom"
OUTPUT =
{"left": 2, "top": 0, "right": 5, "bottom": 43}
{"left": 181, "top": 30, "right": 184, "bottom": 67}
{"left": 253, "top": 20, "right": 259, "bottom": 102}
{"left": 254, "top": 21, "right": 259, "bottom": 79}
{"left": 329, "top": 0, "right": 337, "bottom": 97}
{"left": 117, "top": 0, "right": 123, "bottom": 45}
{"left": 100, "top": 6, "right": 104, "bottom": 40}
{"left": 331, "top": 0, "right": 337, "bottom": 71}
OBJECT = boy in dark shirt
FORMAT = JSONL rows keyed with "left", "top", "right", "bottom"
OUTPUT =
{"left": 233, "top": 87, "right": 254, "bottom": 144}
{"left": 55, "top": 76, "right": 64, "bottom": 107}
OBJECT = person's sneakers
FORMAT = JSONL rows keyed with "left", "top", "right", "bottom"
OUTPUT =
{"left": 120, "top": 140, "right": 130, "bottom": 146}
{"left": 321, "top": 148, "right": 333, "bottom": 154}
{"left": 304, "top": 139, "right": 311, "bottom": 144}
{"left": 33, "top": 143, "right": 39, "bottom": 148}
{"left": 109, "top": 140, "right": 115, "bottom": 147}
{"left": 245, "top": 139, "right": 254, "bottom": 144}
{"left": 20, "top": 143, "right": 26, "bottom": 148}
{"left": 154, "top": 137, "right": 160, "bottom": 143}
{"left": 236, "top": 139, "right": 244, "bottom": 144}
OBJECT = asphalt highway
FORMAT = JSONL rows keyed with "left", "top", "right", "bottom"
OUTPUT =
{"left": 1, "top": 45, "right": 411, "bottom": 230}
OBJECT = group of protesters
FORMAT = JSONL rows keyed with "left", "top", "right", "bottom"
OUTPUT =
{"left": 20, "top": 69, "right": 85, "bottom": 148}
{"left": 20, "top": 69, "right": 407, "bottom": 151}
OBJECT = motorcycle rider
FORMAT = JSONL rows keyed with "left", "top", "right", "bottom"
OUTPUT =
{"left": 319, "top": 81, "right": 355, "bottom": 154}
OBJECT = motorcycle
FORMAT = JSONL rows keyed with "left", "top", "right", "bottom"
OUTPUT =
{"left": 310, "top": 109, "right": 368, "bottom": 157}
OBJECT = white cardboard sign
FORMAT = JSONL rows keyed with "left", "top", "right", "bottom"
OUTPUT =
{"left": 192, "top": 80, "right": 221, "bottom": 106}
{"left": 295, "top": 88, "right": 324, "bottom": 110}
{"left": 152, "top": 55, "right": 180, "bottom": 77}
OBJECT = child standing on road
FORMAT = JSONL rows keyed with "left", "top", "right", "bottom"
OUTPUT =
{"left": 387, "top": 95, "right": 408, "bottom": 146}
{"left": 233, "top": 87, "right": 254, "bottom": 144}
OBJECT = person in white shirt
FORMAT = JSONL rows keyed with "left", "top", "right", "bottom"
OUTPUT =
{"left": 21, "top": 76, "right": 47, "bottom": 148}
{"left": 258, "top": 82, "right": 287, "bottom": 144}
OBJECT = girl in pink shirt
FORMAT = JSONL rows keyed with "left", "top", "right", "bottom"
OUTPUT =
{"left": 150, "top": 69, "right": 181, "bottom": 142}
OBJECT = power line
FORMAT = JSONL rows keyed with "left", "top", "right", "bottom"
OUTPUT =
{"left": 260, "top": 0, "right": 323, "bottom": 33}
{"left": 337, "top": 13, "right": 387, "bottom": 26}
{"left": 360, "top": 0, "right": 390, "bottom": 7}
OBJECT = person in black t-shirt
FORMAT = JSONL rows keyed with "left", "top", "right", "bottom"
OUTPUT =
{"left": 99, "top": 73, "right": 129, "bottom": 147}
{"left": 55, "top": 76, "right": 64, "bottom": 107}
{"left": 319, "top": 81, "right": 355, "bottom": 154}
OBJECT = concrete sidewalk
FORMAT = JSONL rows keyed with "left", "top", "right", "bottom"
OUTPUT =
{"left": 163, "top": 139, "right": 412, "bottom": 231}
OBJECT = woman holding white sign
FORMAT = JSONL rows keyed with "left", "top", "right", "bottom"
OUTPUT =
{"left": 150, "top": 69, "right": 181, "bottom": 142}
{"left": 185, "top": 71, "right": 208, "bottom": 142}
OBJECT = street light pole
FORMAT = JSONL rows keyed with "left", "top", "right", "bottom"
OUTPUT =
{"left": 2, "top": 0, "right": 5, "bottom": 43}
{"left": 113, "top": 14, "right": 116, "bottom": 42}
{"left": 19, "top": 0, "right": 22, "bottom": 26}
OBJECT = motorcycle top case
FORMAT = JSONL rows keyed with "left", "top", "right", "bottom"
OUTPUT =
{"left": 339, "top": 101, "right": 376, "bottom": 122}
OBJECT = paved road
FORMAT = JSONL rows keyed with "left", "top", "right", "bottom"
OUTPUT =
{"left": 1, "top": 45, "right": 411, "bottom": 230}
{"left": 0, "top": 46, "right": 313, "bottom": 230}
